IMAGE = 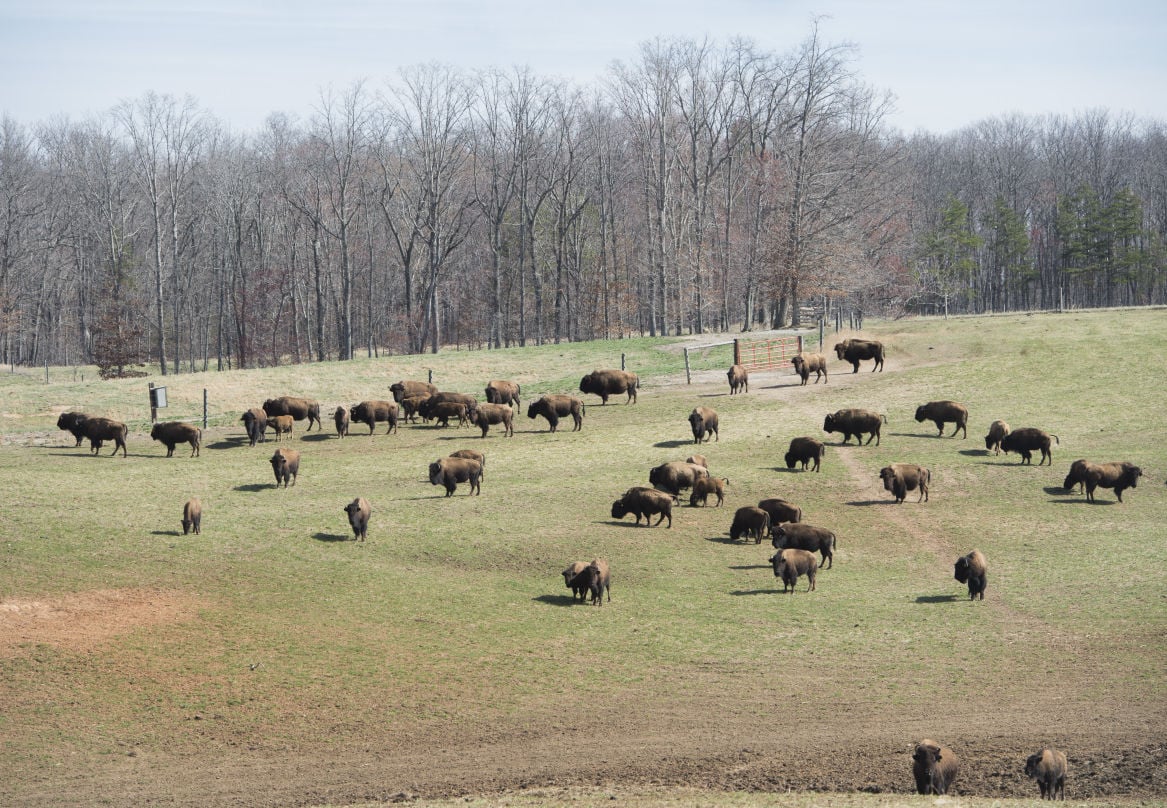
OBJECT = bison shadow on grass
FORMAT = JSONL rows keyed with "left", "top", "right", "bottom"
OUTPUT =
{"left": 300, "top": 433, "right": 332, "bottom": 443}
{"left": 845, "top": 498, "right": 901, "bottom": 507}
{"left": 915, "top": 594, "right": 962, "bottom": 604}
{"left": 531, "top": 594, "right": 578, "bottom": 607}
{"left": 206, "top": 436, "right": 249, "bottom": 450}
{"left": 311, "top": 532, "right": 353, "bottom": 543}
{"left": 653, "top": 439, "right": 696, "bottom": 449}
{"left": 233, "top": 483, "right": 270, "bottom": 493}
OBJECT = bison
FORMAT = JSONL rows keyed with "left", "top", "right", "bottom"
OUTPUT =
{"left": 1025, "top": 748, "right": 1068, "bottom": 801}
{"left": 449, "top": 449, "right": 485, "bottom": 477}
{"left": 428, "top": 456, "right": 482, "bottom": 497}
{"left": 823, "top": 408, "right": 886, "bottom": 446}
{"left": 954, "top": 550, "right": 988, "bottom": 600}
{"left": 181, "top": 498, "right": 202, "bottom": 535}
{"left": 648, "top": 460, "right": 709, "bottom": 498}
{"left": 570, "top": 558, "right": 611, "bottom": 606}
{"left": 262, "top": 396, "right": 322, "bottom": 431}
{"left": 333, "top": 406, "right": 350, "bottom": 438}
{"left": 343, "top": 497, "right": 371, "bottom": 541}
{"left": 879, "top": 463, "right": 931, "bottom": 504}
{"left": 769, "top": 548, "right": 818, "bottom": 592}
{"left": 984, "top": 419, "right": 1011, "bottom": 455}
{"left": 390, "top": 380, "right": 437, "bottom": 403}
{"left": 1000, "top": 427, "right": 1059, "bottom": 465}
{"left": 79, "top": 416, "right": 128, "bottom": 457}
{"left": 399, "top": 394, "right": 431, "bottom": 424}
{"left": 791, "top": 352, "right": 828, "bottom": 385}
{"left": 579, "top": 369, "right": 639, "bottom": 404}
{"left": 834, "top": 338, "right": 884, "bottom": 373}
{"left": 727, "top": 364, "right": 749, "bottom": 395}
{"left": 729, "top": 506, "right": 770, "bottom": 544}
{"left": 562, "top": 561, "right": 591, "bottom": 602}
{"left": 484, "top": 380, "right": 521, "bottom": 408}
{"left": 1084, "top": 461, "right": 1143, "bottom": 503}
{"left": 269, "top": 414, "right": 295, "bottom": 441}
{"left": 757, "top": 497, "right": 803, "bottom": 526}
{"left": 785, "top": 437, "right": 825, "bottom": 472}
{"left": 56, "top": 411, "right": 90, "bottom": 446}
{"left": 688, "top": 406, "right": 719, "bottom": 444}
{"left": 423, "top": 399, "right": 470, "bottom": 428}
{"left": 151, "top": 421, "right": 201, "bottom": 457}
{"left": 527, "top": 395, "right": 585, "bottom": 432}
{"left": 685, "top": 454, "right": 708, "bottom": 468}
{"left": 611, "top": 487, "right": 673, "bottom": 527}
{"left": 771, "top": 522, "right": 835, "bottom": 569}
{"left": 241, "top": 407, "right": 268, "bottom": 447}
{"left": 350, "top": 400, "right": 399, "bottom": 435}
{"left": 689, "top": 476, "right": 728, "bottom": 508}
{"left": 915, "top": 400, "right": 969, "bottom": 439}
{"left": 269, "top": 447, "right": 300, "bottom": 488}
{"left": 1062, "top": 458, "right": 1091, "bottom": 494}
{"left": 469, "top": 402, "right": 514, "bottom": 438}
{"left": 912, "top": 739, "right": 959, "bottom": 795}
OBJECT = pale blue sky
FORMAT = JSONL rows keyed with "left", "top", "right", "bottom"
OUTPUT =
{"left": 2, "top": 0, "right": 1164, "bottom": 134}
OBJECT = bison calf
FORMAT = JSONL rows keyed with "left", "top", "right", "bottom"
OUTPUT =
{"left": 689, "top": 476, "right": 727, "bottom": 508}
{"left": 150, "top": 421, "right": 201, "bottom": 457}
{"left": 1025, "top": 747, "right": 1067, "bottom": 801}
{"left": 182, "top": 498, "right": 202, "bottom": 535}
{"left": 770, "top": 548, "right": 818, "bottom": 592}
{"left": 333, "top": 406, "right": 350, "bottom": 438}
{"left": 984, "top": 419, "right": 1010, "bottom": 455}
{"left": 270, "top": 448, "right": 300, "bottom": 488}
{"left": 954, "top": 550, "right": 987, "bottom": 600}
{"left": 785, "top": 437, "right": 825, "bottom": 472}
{"left": 344, "top": 497, "right": 371, "bottom": 541}
{"left": 912, "top": 739, "right": 959, "bottom": 795}
{"left": 915, "top": 400, "right": 968, "bottom": 439}
{"left": 562, "top": 561, "right": 590, "bottom": 602}
{"left": 269, "top": 415, "right": 295, "bottom": 441}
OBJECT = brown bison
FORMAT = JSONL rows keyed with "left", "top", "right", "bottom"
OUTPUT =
{"left": 333, "top": 406, "right": 350, "bottom": 438}
{"left": 570, "top": 559, "right": 611, "bottom": 606}
{"left": 350, "top": 400, "right": 399, "bottom": 435}
{"left": 579, "top": 369, "right": 638, "bottom": 404}
{"left": 688, "top": 406, "right": 719, "bottom": 444}
{"left": 399, "top": 394, "right": 431, "bottom": 424}
{"left": 428, "top": 456, "right": 482, "bottom": 497}
{"left": 612, "top": 486, "right": 674, "bottom": 527}
{"left": 527, "top": 395, "right": 585, "bottom": 432}
{"left": 1084, "top": 461, "right": 1143, "bottom": 503}
{"left": 727, "top": 364, "right": 749, "bottom": 394}
{"left": 823, "top": 408, "right": 886, "bottom": 446}
{"left": 648, "top": 460, "right": 709, "bottom": 498}
{"left": 771, "top": 522, "right": 835, "bottom": 569}
{"left": 915, "top": 400, "right": 969, "bottom": 438}
{"left": 430, "top": 391, "right": 479, "bottom": 409}
{"left": 449, "top": 449, "right": 485, "bottom": 477}
{"left": 984, "top": 419, "right": 1010, "bottom": 455}
{"left": 879, "top": 463, "right": 931, "bottom": 503}
{"left": 1062, "top": 458, "right": 1091, "bottom": 493}
{"left": 151, "top": 421, "right": 201, "bottom": 457}
{"left": 685, "top": 454, "right": 708, "bottom": 468}
{"left": 56, "top": 411, "right": 90, "bottom": 446}
{"left": 182, "top": 498, "right": 202, "bottom": 535}
{"left": 729, "top": 506, "right": 770, "bottom": 544}
{"left": 1000, "top": 427, "right": 1059, "bottom": 465}
{"left": 469, "top": 403, "right": 514, "bottom": 438}
{"left": 769, "top": 548, "right": 818, "bottom": 592}
{"left": 484, "top": 380, "right": 521, "bottom": 408}
{"left": 562, "top": 561, "right": 591, "bottom": 602}
{"left": 270, "top": 447, "right": 300, "bottom": 488}
{"left": 954, "top": 550, "right": 987, "bottom": 600}
{"left": 241, "top": 407, "right": 268, "bottom": 447}
{"left": 344, "top": 497, "right": 371, "bottom": 541}
{"left": 913, "top": 740, "right": 959, "bottom": 795}
{"left": 791, "top": 352, "right": 828, "bottom": 385}
{"left": 689, "top": 476, "right": 728, "bottom": 508}
{"left": 422, "top": 399, "right": 470, "bottom": 428}
{"left": 834, "top": 338, "right": 884, "bottom": 373}
{"left": 79, "top": 416, "right": 129, "bottom": 457}
{"left": 390, "top": 380, "right": 437, "bottom": 403}
{"left": 785, "top": 437, "right": 825, "bottom": 472}
{"left": 262, "top": 396, "right": 322, "bottom": 431}
{"left": 757, "top": 497, "right": 802, "bottom": 525}
{"left": 1025, "top": 748, "right": 1068, "bottom": 801}
{"left": 269, "top": 414, "right": 295, "bottom": 441}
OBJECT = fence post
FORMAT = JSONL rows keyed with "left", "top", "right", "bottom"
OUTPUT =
{"left": 819, "top": 318, "right": 824, "bottom": 351}
{"left": 203, "top": 389, "right": 208, "bottom": 431}
{"left": 621, "top": 353, "right": 626, "bottom": 371}
{"left": 683, "top": 348, "right": 691, "bottom": 384}
{"left": 148, "top": 382, "right": 157, "bottom": 423}
{"left": 733, "top": 339, "right": 741, "bottom": 366}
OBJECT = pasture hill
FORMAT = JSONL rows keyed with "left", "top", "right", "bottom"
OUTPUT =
{"left": 1, "top": 309, "right": 1165, "bottom": 808}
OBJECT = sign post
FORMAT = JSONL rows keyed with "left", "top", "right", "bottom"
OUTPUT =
{"left": 148, "top": 383, "right": 168, "bottom": 423}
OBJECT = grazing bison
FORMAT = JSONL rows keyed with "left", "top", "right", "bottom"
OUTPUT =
{"left": 771, "top": 522, "right": 836, "bottom": 569}
{"left": 350, "top": 400, "right": 399, "bottom": 435}
{"left": 484, "top": 380, "right": 521, "bottom": 408}
{"left": 390, "top": 380, "right": 437, "bottom": 403}
{"left": 79, "top": 416, "right": 129, "bottom": 457}
{"left": 1000, "top": 427, "right": 1059, "bottom": 465}
{"left": 428, "top": 456, "right": 482, "bottom": 497}
{"left": 1025, "top": 748, "right": 1068, "bottom": 801}
{"left": 791, "top": 352, "right": 828, "bottom": 385}
{"left": 262, "top": 396, "right": 322, "bottom": 431}
{"left": 182, "top": 498, "right": 202, "bottom": 535}
{"left": 689, "top": 476, "right": 728, "bottom": 508}
{"left": 757, "top": 497, "right": 802, "bottom": 526}
{"left": 151, "top": 421, "right": 201, "bottom": 457}
{"left": 562, "top": 561, "right": 591, "bottom": 602}
{"left": 879, "top": 463, "right": 931, "bottom": 503}
{"left": 333, "top": 406, "right": 350, "bottom": 438}
{"left": 579, "top": 369, "right": 638, "bottom": 404}
{"left": 688, "top": 406, "right": 719, "bottom": 444}
{"left": 834, "top": 338, "right": 884, "bottom": 373}
{"left": 729, "top": 506, "right": 770, "bottom": 544}
{"left": 269, "top": 447, "right": 300, "bottom": 488}
{"left": 56, "top": 411, "right": 90, "bottom": 446}
{"left": 343, "top": 497, "right": 371, "bottom": 541}
{"left": 1062, "top": 458, "right": 1091, "bottom": 494}
{"left": 470, "top": 402, "right": 514, "bottom": 438}
{"left": 769, "top": 548, "right": 818, "bottom": 592}
{"left": 823, "top": 408, "right": 886, "bottom": 446}
{"left": 241, "top": 407, "right": 268, "bottom": 447}
{"left": 912, "top": 740, "right": 959, "bottom": 795}
{"left": 649, "top": 461, "right": 709, "bottom": 498}
{"left": 449, "top": 449, "right": 485, "bottom": 477}
{"left": 915, "top": 400, "right": 969, "bottom": 439}
{"left": 727, "top": 364, "right": 749, "bottom": 395}
{"left": 954, "top": 550, "right": 988, "bottom": 600}
{"left": 785, "top": 437, "right": 825, "bottom": 472}
{"left": 611, "top": 487, "right": 673, "bottom": 527}
{"left": 269, "top": 414, "right": 295, "bottom": 441}
{"left": 527, "top": 395, "right": 585, "bottom": 432}
{"left": 984, "top": 419, "right": 1011, "bottom": 455}
{"left": 570, "top": 559, "right": 611, "bottom": 606}
{"left": 1084, "top": 461, "right": 1143, "bottom": 503}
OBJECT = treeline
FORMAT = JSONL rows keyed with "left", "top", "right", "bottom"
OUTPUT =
{"left": 1, "top": 29, "right": 1165, "bottom": 374}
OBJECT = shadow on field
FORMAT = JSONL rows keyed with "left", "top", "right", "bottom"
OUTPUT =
{"left": 608, "top": 520, "right": 671, "bottom": 529}
{"left": 915, "top": 594, "right": 961, "bottom": 604}
{"left": 846, "top": 499, "right": 896, "bottom": 507}
{"left": 887, "top": 432, "right": 939, "bottom": 439}
{"left": 149, "top": 530, "right": 184, "bottom": 537}
{"left": 705, "top": 535, "right": 754, "bottom": 545}
{"left": 233, "top": 483, "right": 272, "bottom": 493}
{"left": 1044, "top": 486, "right": 1076, "bottom": 496}
{"left": 960, "top": 448, "right": 992, "bottom": 457}
{"left": 531, "top": 594, "right": 579, "bottom": 607}
{"left": 730, "top": 588, "right": 784, "bottom": 596}
{"left": 653, "top": 439, "right": 694, "bottom": 449}
{"left": 728, "top": 564, "right": 771, "bottom": 571}
{"left": 1049, "top": 498, "right": 1114, "bottom": 506}
{"left": 207, "top": 436, "right": 248, "bottom": 450}
{"left": 300, "top": 433, "right": 333, "bottom": 442}
{"left": 312, "top": 532, "right": 353, "bottom": 543}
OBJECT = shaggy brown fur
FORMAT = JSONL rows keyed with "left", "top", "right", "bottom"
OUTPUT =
{"left": 562, "top": 561, "right": 591, "bottom": 602}
{"left": 791, "top": 352, "right": 828, "bottom": 385}
{"left": 56, "top": 411, "right": 90, "bottom": 446}
{"left": 915, "top": 400, "right": 969, "bottom": 438}
{"left": 269, "top": 448, "right": 300, "bottom": 488}
{"left": 912, "top": 740, "right": 959, "bottom": 795}
{"left": 350, "top": 400, "right": 399, "bottom": 435}
{"left": 785, "top": 437, "right": 825, "bottom": 472}
{"left": 333, "top": 406, "right": 350, "bottom": 438}
{"left": 879, "top": 463, "right": 931, "bottom": 504}
{"left": 151, "top": 421, "right": 201, "bottom": 457}
{"left": 241, "top": 408, "right": 268, "bottom": 447}
{"left": 648, "top": 461, "right": 709, "bottom": 498}
{"left": 579, "top": 369, "right": 639, "bottom": 404}
{"left": 954, "top": 550, "right": 988, "bottom": 600}
{"left": 484, "top": 380, "right": 521, "bottom": 408}
{"left": 1000, "top": 427, "right": 1059, "bottom": 465}
{"left": 834, "top": 338, "right": 884, "bottom": 373}
{"left": 729, "top": 506, "right": 770, "bottom": 544}
{"left": 1025, "top": 747, "right": 1068, "bottom": 800}
{"left": 570, "top": 559, "right": 611, "bottom": 606}
{"left": 269, "top": 415, "right": 294, "bottom": 441}
{"left": 770, "top": 548, "right": 818, "bottom": 592}
{"left": 262, "top": 396, "right": 322, "bottom": 431}
{"left": 428, "top": 457, "right": 482, "bottom": 497}
{"left": 390, "top": 380, "right": 437, "bottom": 403}
{"left": 727, "top": 364, "right": 749, "bottom": 394}
{"left": 343, "top": 497, "right": 371, "bottom": 541}
{"left": 470, "top": 403, "right": 515, "bottom": 437}
{"left": 771, "top": 523, "right": 836, "bottom": 569}
{"left": 1085, "top": 461, "right": 1143, "bottom": 503}
{"left": 449, "top": 449, "right": 485, "bottom": 478}
{"left": 689, "top": 476, "right": 728, "bottom": 508}
{"left": 688, "top": 406, "right": 719, "bottom": 444}
{"left": 757, "top": 498, "right": 802, "bottom": 525}
{"left": 527, "top": 395, "right": 585, "bottom": 432}
{"left": 612, "top": 487, "right": 673, "bottom": 527}
{"left": 79, "top": 416, "right": 129, "bottom": 457}
{"left": 823, "top": 408, "right": 887, "bottom": 446}
{"left": 984, "top": 419, "right": 1010, "bottom": 454}
{"left": 182, "top": 498, "right": 202, "bottom": 535}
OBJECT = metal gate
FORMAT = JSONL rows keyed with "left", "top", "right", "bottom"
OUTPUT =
{"left": 733, "top": 335, "right": 803, "bottom": 372}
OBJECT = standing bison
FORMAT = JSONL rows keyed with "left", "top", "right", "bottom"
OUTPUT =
{"left": 727, "top": 364, "right": 749, "bottom": 394}
{"left": 79, "top": 416, "right": 129, "bottom": 457}
{"left": 834, "top": 338, "right": 884, "bottom": 373}
{"left": 823, "top": 408, "right": 886, "bottom": 446}
{"left": 785, "top": 437, "right": 825, "bottom": 472}
{"left": 954, "top": 550, "right": 988, "bottom": 600}
{"left": 269, "top": 448, "right": 300, "bottom": 488}
{"left": 241, "top": 407, "right": 269, "bottom": 447}
{"left": 771, "top": 523, "right": 836, "bottom": 569}
{"left": 151, "top": 421, "right": 201, "bottom": 457}
{"left": 1025, "top": 748, "right": 1068, "bottom": 801}
{"left": 729, "top": 506, "right": 770, "bottom": 543}
{"left": 579, "top": 369, "right": 638, "bottom": 404}
{"left": 262, "top": 396, "right": 322, "bottom": 431}
{"left": 879, "top": 463, "right": 931, "bottom": 503}
{"left": 984, "top": 419, "right": 1011, "bottom": 455}
{"left": 562, "top": 561, "right": 590, "bottom": 602}
{"left": 915, "top": 400, "right": 969, "bottom": 438}
{"left": 1083, "top": 461, "right": 1143, "bottom": 503}
{"left": 428, "top": 456, "right": 482, "bottom": 497}
{"left": 350, "top": 400, "right": 399, "bottom": 435}
{"left": 611, "top": 487, "right": 673, "bottom": 527}
{"left": 689, "top": 476, "right": 727, "bottom": 508}
{"left": 569, "top": 559, "right": 610, "bottom": 606}
{"left": 527, "top": 395, "right": 585, "bottom": 432}
{"left": 469, "top": 403, "right": 514, "bottom": 438}
{"left": 769, "top": 548, "right": 818, "bottom": 592}
{"left": 269, "top": 415, "right": 295, "bottom": 441}
{"left": 648, "top": 460, "right": 709, "bottom": 498}
{"left": 791, "top": 352, "right": 828, "bottom": 385}
{"left": 56, "top": 411, "right": 91, "bottom": 446}
{"left": 484, "top": 380, "right": 521, "bottom": 408}
{"left": 1000, "top": 427, "right": 1059, "bottom": 465}
{"left": 182, "top": 498, "right": 202, "bottom": 535}
{"left": 343, "top": 497, "right": 371, "bottom": 541}
{"left": 912, "top": 739, "right": 959, "bottom": 795}
{"left": 757, "top": 497, "right": 802, "bottom": 526}
{"left": 688, "top": 406, "right": 719, "bottom": 444}
{"left": 390, "top": 380, "right": 437, "bottom": 403}
{"left": 448, "top": 449, "right": 485, "bottom": 477}
{"left": 333, "top": 406, "right": 350, "bottom": 438}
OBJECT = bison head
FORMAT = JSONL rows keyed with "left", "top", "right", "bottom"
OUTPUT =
{"left": 833, "top": 341, "right": 849, "bottom": 359}
{"left": 792, "top": 355, "right": 804, "bottom": 373}
{"left": 913, "top": 742, "right": 943, "bottom": 768}
{"left": 823, "top": 414, "right": 836, "bottom": 432}
{"left": 953, "top": 556, "right": 971, "bottom": 584}
{"left": 784, "top": 451, "right": 798, "bottom": 470}
{"left": 428, "top": 461, "right": 444, "bottom": 485}
{"left": 579, "top": 374, "right": 597, "bottom": 394}
{"left": 611, "top": 501, "right": 629, "bottom": 519}
{"left": 914, "top": 405, "right": 927, "bottom": 422}
{"left": 526, "top": 401, "right": 539, "bottom": 419}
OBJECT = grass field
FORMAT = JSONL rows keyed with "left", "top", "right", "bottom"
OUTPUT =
{"left": 1, "top": 310, "right": 1165, "bottom": 808}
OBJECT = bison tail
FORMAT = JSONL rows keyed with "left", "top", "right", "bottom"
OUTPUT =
{"left": 880, "top": 413, "right": 888, "bottom": 424}
{"left": 1052, "top": 434, "right": 1060, "bottom": 444}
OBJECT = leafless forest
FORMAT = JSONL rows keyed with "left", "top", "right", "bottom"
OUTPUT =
{"left": 1, "top": 32, "right": 1165, "bottom": 375}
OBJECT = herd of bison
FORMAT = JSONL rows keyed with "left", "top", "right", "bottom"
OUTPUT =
{"left": 48, "top": 337, "right": 1149, "bottom": 800}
